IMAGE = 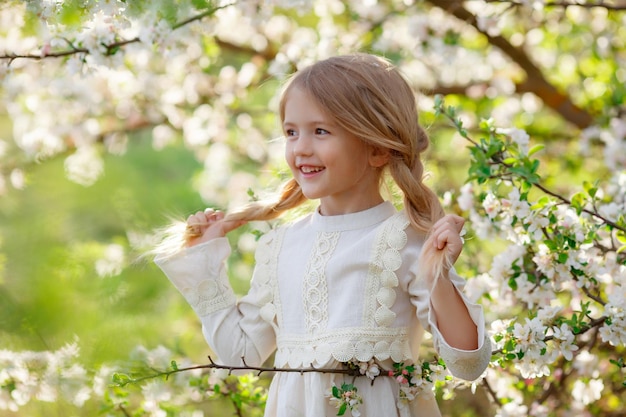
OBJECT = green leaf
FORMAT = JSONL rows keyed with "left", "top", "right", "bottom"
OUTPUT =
{"left": 433, "top": 95, "right": 444, "bottom": 111}
{"left": 341, "top": 383, "right": 355, "bottom": 391}
{"left": 528, "top": 144, "right": 545, "bottom": 157}
{"left": 543, "top": 239, "right": 557, "bottom": 251}
{"left": 337, "top": 403, "right": 347, "bottom": 416}
{"left": 191, "top": 0, "right": 213, "bottom": 9}
{"left": 479, "top": 118, "right": 495, "bottom": 130}
{"left": 530, "top": 196, "right": 551, "bottom": 210}
{"left": 583, "top": 180, "right": 598, "bottom": 198}
{"left": 570, "top": 192, "right": 586, "bottom": 214}
{"left": 112, "top": 373, "right": 132, "bottom": 387}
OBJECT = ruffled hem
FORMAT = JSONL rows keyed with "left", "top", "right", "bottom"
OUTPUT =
{"left": 274, "top": 331, "right": 413, "bottom": 368}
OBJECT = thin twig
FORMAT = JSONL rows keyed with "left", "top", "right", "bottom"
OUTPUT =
{"left": 481, "top": 377, "right": 503, "bottom": 407}
{"left": 117, "top": 355, "right": 362, "bottom": 387}
{"left": 482, "top": 0, "right": 626, "bottom": 11}
{"left": 0, "top": 2, "right": 237, "bottom": 62}
{"left": 117, "top": 405, "right": 131, "bottom": 417}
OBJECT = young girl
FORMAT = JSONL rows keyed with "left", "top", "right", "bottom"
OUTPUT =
{"left": 155, "top": 53, "right": 491, "bottom": 417}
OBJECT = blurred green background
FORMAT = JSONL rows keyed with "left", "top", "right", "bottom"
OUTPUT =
{"left": 0, "top": 132, "right": 247, "bottom": 415}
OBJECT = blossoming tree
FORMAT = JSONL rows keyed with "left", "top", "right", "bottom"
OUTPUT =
{"left": 0, "top": 0, "right": 624, "bottom": 416}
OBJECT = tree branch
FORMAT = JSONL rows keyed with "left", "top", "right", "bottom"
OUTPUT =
{"left": 425, "top": 0, "right": 594, "bottom": 129}
{"left": 483, "top": 0, "right": 626, "bottom": 11}
{"left": 481, "top": 377, "right": 504, "bottom": 406}
{"left": 0, "top": 2, "right": 237, "bottom": 63}
{"left": 490, "top": 315, "right": 608, "bottom": 356}
{"left": 115, "top": 355, "right": 363, "bottom": 387}
{"left": 530, "top": 181, "right": 625, "bottom": 232}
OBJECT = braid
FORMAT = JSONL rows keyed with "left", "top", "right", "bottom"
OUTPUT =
{"left": 388, "top": 124, "right": 445, "bottom": 234}
{"left": 225, "top": 178, "right": 307, "bottom": 222}
{"left": 150, "top": 179, "right": 306, "bottom": 259}
{"left": 388, "top": 126, "right": 451, "bottom": 291}
{"left": 390, "top": 153, "right": 451, "bottom": 290}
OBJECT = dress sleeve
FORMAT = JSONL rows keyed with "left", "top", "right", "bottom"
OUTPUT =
{"left": 154, "top": 236, "right": 276, "bottom": 367}
{"left": 408, "top": 267, "right": 491, "bottom": 381}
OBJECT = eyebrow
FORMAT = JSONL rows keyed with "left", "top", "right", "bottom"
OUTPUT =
{"left": 282, "top": 120, "right": 335, "bottom": 127}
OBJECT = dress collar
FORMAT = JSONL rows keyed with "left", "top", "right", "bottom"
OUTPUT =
{"left": 310, "top": 201, "right": 396, "bottom": 232}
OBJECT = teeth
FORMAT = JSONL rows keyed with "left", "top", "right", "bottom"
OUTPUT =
{"left": 301, "top": 166, "right": 324, "bottom": 173}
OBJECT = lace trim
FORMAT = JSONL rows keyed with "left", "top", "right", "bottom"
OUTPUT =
{"left": 256, "top": 228, "right": 285, "bottom": 328}
{"left": 275, "top": 327, "right": 412, "bottom": 367}
{"left": 303, "top": 232, "right": 339, "bottom": 334}
{"left": 181, "top": 278, "right": 236, "bottom": 317}
{"left": 364, "top": 212, "right": 410, "bottom": 327}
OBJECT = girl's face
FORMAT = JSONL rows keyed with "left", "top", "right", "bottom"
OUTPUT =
{"left": 283, "top": 87, "right": 387, "bottom": 215}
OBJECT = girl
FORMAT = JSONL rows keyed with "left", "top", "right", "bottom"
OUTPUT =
{"left": 155, "top": 53, "right": 491, "bottom": 417}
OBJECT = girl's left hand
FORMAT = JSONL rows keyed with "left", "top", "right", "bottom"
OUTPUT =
{"left": 427, "top": 214, "right": 466, "bottom": 264}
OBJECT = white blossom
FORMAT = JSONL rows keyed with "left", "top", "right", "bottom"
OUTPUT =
{"left": 457, "top": 183, "right": 474, "bottom": 211}
{"left": 95, "top": 244, "right": 126, "bottom": 277}
{"left": 550, "top": 323, "right": 578, "bottom": 361}
{"left": 571, "top": 379, "right": 604, "bottom": 406}
{"left": 64, "top": 147, "right": 104, "bottom": 186}
{"left": 497, "top": 127, "right": 530, "bottom": 155}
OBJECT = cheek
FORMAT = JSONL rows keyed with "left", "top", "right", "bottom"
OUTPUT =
{"left": 284, "top": 144, "right": 296, "bottom": 168}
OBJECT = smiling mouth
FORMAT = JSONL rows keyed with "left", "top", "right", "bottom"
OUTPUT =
{"left": 300, "top": 166, "right": 325, "bottom": 173}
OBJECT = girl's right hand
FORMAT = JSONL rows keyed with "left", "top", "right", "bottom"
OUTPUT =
{"left": 185, "top": 209, "right": 247, "bottom": 247}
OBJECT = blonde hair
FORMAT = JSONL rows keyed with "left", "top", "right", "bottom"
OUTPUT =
{"left": 159, "top": 54, "right": 451, "bottom": 280}
{"left": 230, "top": 54, "right": 445, "bottom": 232}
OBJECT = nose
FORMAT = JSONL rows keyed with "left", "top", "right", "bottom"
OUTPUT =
{"left": 291, "top": 133, "right": 313, "bottom": 157}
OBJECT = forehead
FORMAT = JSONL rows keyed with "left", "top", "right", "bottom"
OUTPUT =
{"left": 282, "top": 87, "right": 332, "bottom": 122}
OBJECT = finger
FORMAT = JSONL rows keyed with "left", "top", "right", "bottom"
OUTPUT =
{"left": 186, "top": 210, "right": 219, "bottom": 237}
{"left": 435, "top": 229, "right": 453, "bottom": 250}
{"left": 186, "top": 212, "right": 205, "bottom": 227}
{"left": 185, "top": 217, "right": 204, "bottom": 236}
{"left": 433, "top": 214, "right": 464, "bottom": 232}
{"left": 211, "top": 211, "right": 225, "bottom": 221}
{"left": 431, "top": 217, "right": 465, "bottom": 241}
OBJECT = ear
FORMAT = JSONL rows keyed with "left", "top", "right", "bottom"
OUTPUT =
{"left": 368, "top": 146, "right": 390, "bottom": 168}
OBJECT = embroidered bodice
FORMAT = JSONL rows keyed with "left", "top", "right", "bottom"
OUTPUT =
{"left": 255, "top": 206, "right": 417, "bottom": 368}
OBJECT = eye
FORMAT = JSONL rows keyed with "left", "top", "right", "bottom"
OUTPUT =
{"left": 285, "top": 128, "right": 297, "bottom": 137}
{"left": 316, "top": 128, "right": 330, "bottom": 135}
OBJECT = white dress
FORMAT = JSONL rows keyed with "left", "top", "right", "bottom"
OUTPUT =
{"left": 155, "top": 202, "right": 491, "bottom": 417}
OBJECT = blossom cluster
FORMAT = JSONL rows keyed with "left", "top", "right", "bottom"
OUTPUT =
{"left": 388, "top": 361, "right": 448, "bottom": 410}
{"left": 0, "top": 341, "right": 95, "bottom": 411}
{"left": 0, "top": 342, "right": 242, "bottom": 416}
{"left": 330, "top": 359, "right": 449, "bottom": 415}
{"left": 439, "top": 100, "right": 626, "bottom": 415}
{"left": 327, "top": 382, "right": 363, "bottom": 417}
